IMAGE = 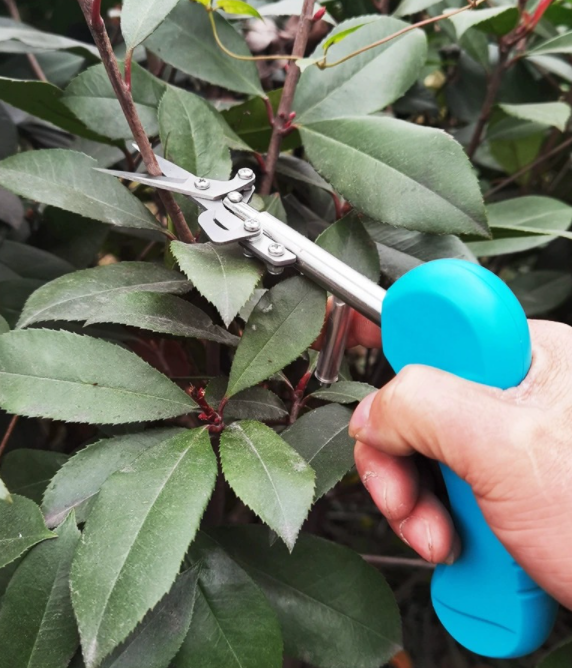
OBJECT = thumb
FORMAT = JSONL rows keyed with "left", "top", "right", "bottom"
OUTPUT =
{"left": 349, "top": 365, "right": 524, "bottom": 484}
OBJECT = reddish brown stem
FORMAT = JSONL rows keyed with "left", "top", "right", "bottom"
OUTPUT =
{"left": 76, "top": 0, "right": 194, "bottom": 243}
{"left": 289, "top": 370, "right": 312, "bottom": 424}
{"left": 0, "top": 415, "right": 18, "bottom": 461}
{"left": 3, "top": 0, "right": 47, "bottom": 82}
{"left": 467, "top": 43, "right": 509, "bottom": 160}
{"left": 91, "top": 0, "right": 103, "bottom": 28}
{"left": 259, "top": 0, "right": 316, "bottom": 195}
{"left": 124, "top": 51, "right": 133, "bottom": 92}
{"left": 485, "top": 134, "right": 572, "bottom": 198}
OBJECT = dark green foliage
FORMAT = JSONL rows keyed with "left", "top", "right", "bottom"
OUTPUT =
{"left": 0, "top": 1, "right": 569, "bottom": 666}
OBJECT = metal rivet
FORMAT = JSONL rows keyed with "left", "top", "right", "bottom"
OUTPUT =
{"left": 268, "top": 242, "right": 285, "bottom": 257}
{"left": 243, "top": 248, "right": 255, "bottom": 258}
{"left": 227, "top": 191, "right": 243, "bottom": 203}
{"left": 266, "top": 264, "right": 284, "bottom": 275}
{"left": 238, "top": 168, "right": 254, "bottom": 180}
{"left": 244, "top": 219, "right": 260, "bottom": 232}
{"left": 194, "top": 178, "right": 210, "bottom": 190}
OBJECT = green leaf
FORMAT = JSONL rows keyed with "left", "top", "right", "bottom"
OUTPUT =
{"left": 171, "top": 241, "right": 262, "bottom": 328}
{"left": 283, "top": 404, "right": 355, "bottom": 499}
{"left": 177, "top": 533, "right": 282, "bottom": 668}
{"left": 539, "top": 640, "right": 572, "bottom": 668}
{"left": 0, "top": 279, "right": 42, "bottom": 328}
{"left": 0, "top": 240, "right": 74, "bottom": 282}
{"left": 294, "top": 17, "right": 427, "bottom": 124}
{"left": 145, "top": 0, "right": 264, "bottom": 97}
{"left": 0, "top": 329, "right": 196, "bottom": 424}
{"left": 43, "top": 428, "right": 185, "bottom": 528}
{"left": 0, "top": 314, "right": 10, "bottom": 334}
{"left": 0, "top": 20, "right": 99, "bottom": 59}
{"left": 0, "top": 512, "right": 80, "bottom": 668}
{"left": 498, "top": 102, "right": 571, "bottom": 131}
{"left": 0, "top": 495, "right": 54, "bottom": 569}
{"left": 310, "top": 380, "right": 376, "bottom": 405}
{"left": 301, "top": 117, "right": 489, "bottom": 236}
{"left": 489, "top": 132, "right": 544, "bottom": 177}
{"left": 275, "top": 154, "right": 334, "bottom": 193}
{"left": 71, "top": 428, "right": 217, "bottom": 668}
{"left": 527, "top": 54, "right": 572, "bottom": 83}
{"left": 85, "top": 292, "right": 239, "bottom": 346}
{"left": 158, "top": 87, "right": 231, "bottom": 179}
{"left": 447, "top": 6, "right": 519, "bottom": 39}
{"left": 0, "top": 77, "right": 109, "bottom": 143}
{"left": 316, "top": 212, "right": 380, "bottom": 283}
{"left": 394, "top": 0, "right": 441, "bottom": 18}
{"left": 530, "top": 32, "right": 572, "bottom": 56}
{"left": 41, "top": 208, "right": 109, "bottom": 269}
{"left": 63, "top": 62, "right": 166, "bottom": 141}
{"left": 206, "top": 377, "right": 288, "bottom": 420}
{"left": 217, "top": 0, "right": 263, "bottom": 19}
{"left": 0, "top": 450, "right": 68, "bottom": 504}
{"left": 226, "top": 387, "right": 288, "bottom": 420}
{"left": 362, "top": 216, "right": 477, "bottom": 279}
{"left": 227, "top": 276, "right": 326, "bottom": 397}
{"left": 0, "top": 476, "right": 11, "bottom": 503}
{"left": 121, "top": 0, "right": 180, "bottom": 51}
{"left": 211, "top": 526, "right": 402, "bottom": 668}
{"left": 222, "top": 89, "right": 301, "bottom": 153}
{"left": 220, "top": 421, "right": 315, "bottom": 550}
{"left": 508, "top": 271, "right": 572, "bottom": 316}
{"left": 322, "top": 24, "right": 365, "bottom": 53}
{"left": 100, "top": 567, "right": 199, "bottom": 668}
{"left": 468, "top": 196, "right": 572, "bottom": 257}
{"left": 18, "top": 262, "right": 190, "bottom": 329}
{"left": 0, "top": 150, "right": 161, "bottom": 231}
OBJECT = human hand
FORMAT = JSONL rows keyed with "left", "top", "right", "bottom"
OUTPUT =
{"left": 349, "top": 319, "right": 572, "bottom": 610}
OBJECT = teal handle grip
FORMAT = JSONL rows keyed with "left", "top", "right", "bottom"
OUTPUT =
{"left": 382, "top": 258, "right": 557, "bottom": 658}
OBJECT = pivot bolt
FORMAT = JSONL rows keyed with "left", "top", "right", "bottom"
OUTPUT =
{"left": 238, "top": 168, "right": 254, "bottom": 180}
{"left": 268, "top": 242, "right": 285, "bottom": 257}
{"left": 227, "top": 191, "right": 243, "bottom": 203}
{"left": 194, "top": 178, "right": 210, "bottom": 190}
{"left": 267, "top": 264, "right": 284, "bottom": 275}
{"left": 244, "top": 219, "right": 260, "bottom": 232}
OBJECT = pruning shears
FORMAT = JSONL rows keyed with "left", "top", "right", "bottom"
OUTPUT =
{"left": 98, "top": 150, "right": 558, "bottom": 659}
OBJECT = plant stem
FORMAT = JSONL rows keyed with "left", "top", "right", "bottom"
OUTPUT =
{"left": 3, "top": 0, "right": 47, "bottom": 82}
{"left": 76, "top": 0, "right": 195, "bottom": 243}
{"left": 361, "top": 554, "right": 436, "bottom": 569}
{"left": 260, "top": 0, "right": 315, "bottom": 196}
{"left": 467, "top": 42, "right": 509, "bottom": 160}
{"left": 318, "top": 0, "right": 484, "bottom": 70}
{"left": 0, "top": 415, "right": 18, "bottom": 461}
{"left": 484, "top": 134, "right": 572, "bottom": 198}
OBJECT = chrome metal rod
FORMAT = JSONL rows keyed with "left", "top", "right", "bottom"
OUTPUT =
{"left": 225, "top": 202, "right": 386, "bottom": 324}
{"left": 315, "top": 299, "right": 352, "bottom": 385}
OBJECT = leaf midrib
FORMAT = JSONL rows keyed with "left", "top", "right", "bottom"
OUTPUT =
{"left": 85, "top": 438, "right": 198, "bottom": 653}
{"left": 158, "top": 14, "right": 262, "bottom": 97}
{"left": 297, "top": 28, "right": 415, "bottom": 123}
{"left": 198, "top": 582, "right": 246, "bottom": 668}
{"left": 0, "top": 370, "right": 191, "bottom": 408}
{"left": 302, "top": 123, "right": 484, "bottom": 230}
{"left": 207, "top": 535, "right": 399, "bottom": 649}
{"left": 0, "top": 161, "right": 153, "bottom": 225}
{"left": 19, "top": 278, "right": 186, "bottom": 327}
{"left": 231, "top": 425, "right": 290, "bottom": 540}
{"left": 229, "top": 289, "right": 314, "bottom": 394}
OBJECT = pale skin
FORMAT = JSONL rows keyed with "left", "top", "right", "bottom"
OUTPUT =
{"left": 343, "top": 313, "right": 572, "bottom": 610}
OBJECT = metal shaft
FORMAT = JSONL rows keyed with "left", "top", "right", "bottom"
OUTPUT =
{"left": 315, "top": 299, "right": 352, "bottom": 385}
{"left": 224, "top": 201, "right": 386, "bottom": 324}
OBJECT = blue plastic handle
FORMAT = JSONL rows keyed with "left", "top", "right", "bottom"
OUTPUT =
{"left": 382, "top": 258, "right": 557, "bottom": 658}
